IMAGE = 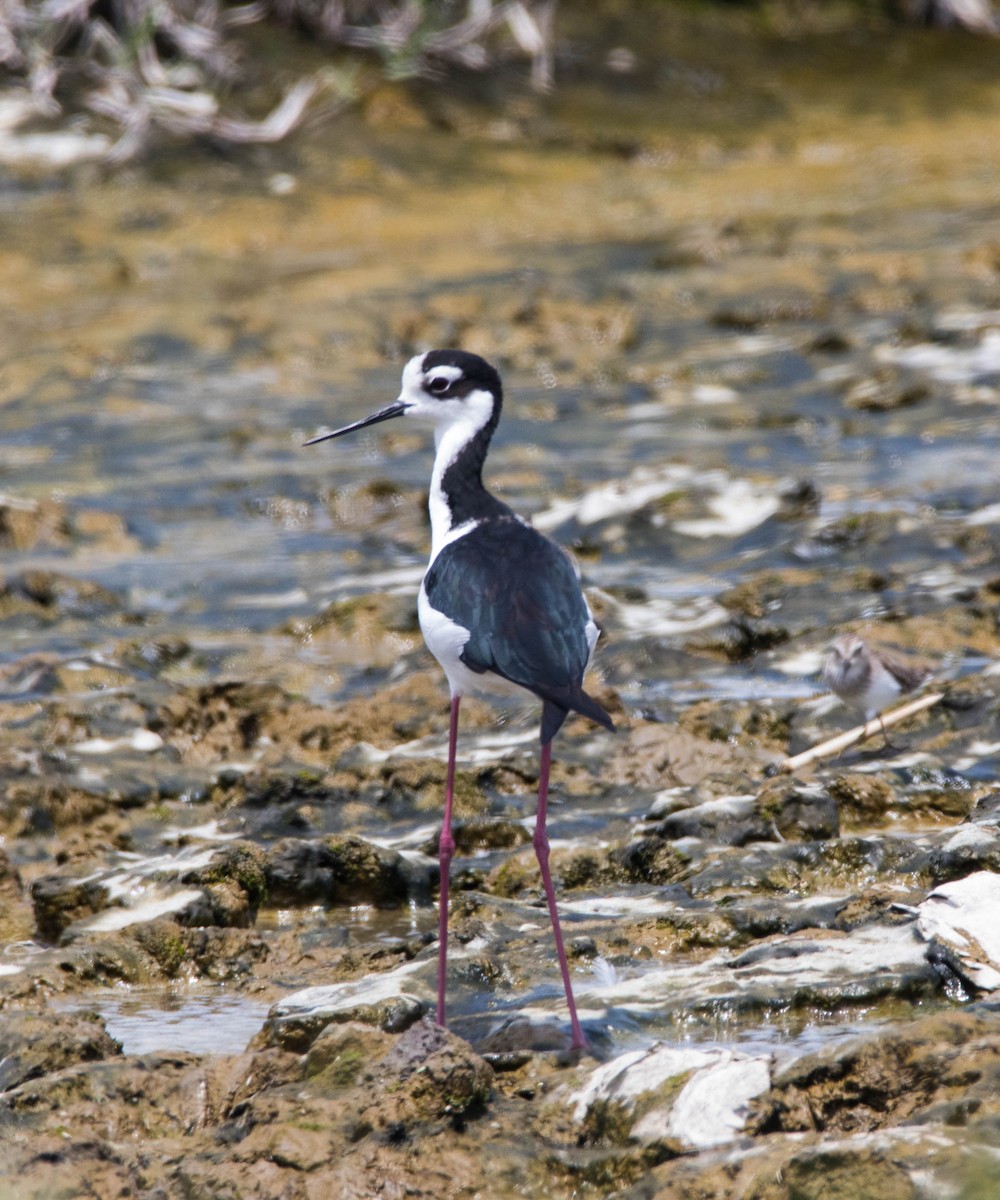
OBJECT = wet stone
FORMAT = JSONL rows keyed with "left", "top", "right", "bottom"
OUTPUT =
{"left": 806, "top": 510, "right": 901, "bottom": 553}
{"left": 916, "top": 871, "right": 1000, "bottom": 991}
{"left": 30, "top": 874, "right": 114, "bottom": 943}
{"left": 753, "top": 1009, "right": 1000, "bottom": 1137}
{"left": 423, "top": 817, "right": 532, "bottom": 855}
{"left": 827, "top": 773, "right": 897, "bottom": 827}
{"left": 355, "top": 1017, "right": 494, "bottom": 1130}
{"left": 0, "top": 1012, "right": 121, "bottom": 1094}
{"left": 264, "top": 834, "right": 432, "bottom": 906}
{"left": 967, "top": 791, "right": 1000, "bottom": 826}
{"left": 260, "top": 984, "right": 427, "bottom": 1052}
{"left": 710, "top": 287, "right": 825, "bottom": 330}
{"left": 755, "top": 779, "right": 841, "bottom": 842}
{"left": 654, "top": 795, "right": 772, "bottom": 846}
{"left": 0, "top": 496, "right": 70, "bottom": 551}
{"left": 569, "top": 1042, "right": 771, "bottom": 1149}
{"left": 177, "top": 880, "right": 255, "bottom": 929}
{"left": 686, "top": 616, "right": 791, "bottom": 662}
{"left": 843, "top": 366, "right": 932, "bottom": 411}
{"left": 303, "top": 1021, "right": 394, "bottom": 1089}
{"left": 181, "top": 841, "right": 268, "bottom": 916}
{"left": 927, "top": 823, "right": 1000, "bottom": 883}
{"left": 2, "top": 1051, "right": 207, "bottom": 1140}
{"left": 606, "top": 836, "right": 692, "bottom": 884}
{"left": 0, "top": 570, "right": 126, "bottom": 619}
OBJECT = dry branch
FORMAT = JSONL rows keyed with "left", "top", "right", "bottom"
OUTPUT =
{"left": 778, "top": 691, "right": 945, "bottom": 774}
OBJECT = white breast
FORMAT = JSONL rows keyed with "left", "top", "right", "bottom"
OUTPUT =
{"left": 418, "top": 580, "right": 526, "bottom": 701}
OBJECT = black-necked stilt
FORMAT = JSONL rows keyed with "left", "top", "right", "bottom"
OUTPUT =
{"left": 308, "top": 349, "right": 614, "bottom": 1051}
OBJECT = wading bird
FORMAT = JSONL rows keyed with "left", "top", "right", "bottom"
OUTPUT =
{"left": 308, "top": 350, "right": 613, "bottom": 1051}
{"left": 822, "top": 633, "right": 928, "bottom": 745}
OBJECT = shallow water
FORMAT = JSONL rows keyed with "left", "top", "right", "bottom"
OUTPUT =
{"left": 3, "top": 13, "right": 1000, "bottom": 1071}
{"left": 56, "top": 988, "right": 271, "bottom": 1056}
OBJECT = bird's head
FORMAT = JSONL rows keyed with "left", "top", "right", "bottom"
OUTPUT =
{"left": 822, "top": 633, "right": 869, "bottom": 688}
{"left": 306, "top": 349, "right": 503, "bottom": 447}
{"left": 827, "top": 634, "right": 866, "bottom": 666}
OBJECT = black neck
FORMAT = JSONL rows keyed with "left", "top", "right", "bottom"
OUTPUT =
{"left": 440, "top": 415, "right": 511, "bottom": 524}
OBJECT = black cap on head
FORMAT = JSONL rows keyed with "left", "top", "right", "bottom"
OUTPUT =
{"left": 422, "top": 349, "right": 502, "bottom": 398}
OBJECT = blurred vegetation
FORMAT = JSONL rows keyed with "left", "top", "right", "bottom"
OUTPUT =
{"left": 0, "top": 1, "right": 995, "bottom": 163}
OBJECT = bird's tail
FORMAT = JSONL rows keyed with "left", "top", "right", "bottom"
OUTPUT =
{"left": 541, "top": 690, "right": 615, "bottom": 745}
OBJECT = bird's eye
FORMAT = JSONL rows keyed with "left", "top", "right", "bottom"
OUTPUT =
{"left": 426, "top": 376, "right": 451, "bottom": 396}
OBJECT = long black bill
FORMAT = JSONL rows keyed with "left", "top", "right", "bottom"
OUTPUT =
{"left": 304, "top": 400, "right": 409, "bottom": 446}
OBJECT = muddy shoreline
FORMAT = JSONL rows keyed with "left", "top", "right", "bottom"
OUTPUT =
{"left": 3, "top": 14, "right": 1000, "bottom": 1199}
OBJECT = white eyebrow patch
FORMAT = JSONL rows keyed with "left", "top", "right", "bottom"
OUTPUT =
{"left": 423, "top": 363, "right": 464, "bottom": 384}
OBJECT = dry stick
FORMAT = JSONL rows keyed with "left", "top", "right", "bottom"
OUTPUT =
{"left": 778, "top": 692, "right": 945, "bottom": 775}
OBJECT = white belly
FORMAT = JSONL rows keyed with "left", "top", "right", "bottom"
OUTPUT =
{"left": 417, "top": 583, "right": 524, "bottom": 700}
{"left": 860, "top": 669, "right": 902, "bottom": 719}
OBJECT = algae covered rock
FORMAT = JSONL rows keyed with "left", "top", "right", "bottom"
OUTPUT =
{"left": 265, "top": 833, "right": 430, "bottom": 906}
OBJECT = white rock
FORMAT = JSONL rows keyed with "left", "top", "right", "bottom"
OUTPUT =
{"left": 917, "top": 870, "right": 1000, "bottom": 991}
{"left": 653, "top": 1052, "right": 771, "bottom": 1146}
{"left": 568, "top": 1043, "right": 771, "bottom": 1147}
{"left": 941, "top": 825, "right": 999, "bottom": 854}
{"left": 568, "top": 1042, "right": 718, "bottom": 1123}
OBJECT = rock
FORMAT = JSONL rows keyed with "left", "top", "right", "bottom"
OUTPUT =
{"left": 260, "top": 966, "right": 428, "bottom": 1051}
{"left": 128, "top": 917, "right": 189, "bottom": 976}
{"left": 178, "top": 841, "right": 268, "bottom": 926}
{"left": 568, "top": 1042, "right": 770, "bottom": 1147}
{"left": 1, "top": 1050, "right": 206, "bottom": 1139}
{"left": 478, "top": 1013, "right": 583, "bottom": 1054}
{"left": 0, "top": 1012, "right": 121, "bottom": 1093}
{"left": 583, "top": 921, "right": 941, "bottom": 1026}
{"left": 372, "top": 1017, "right": 494, "bottom": 1118}
{"left": 686, "top": 616, "right": 790, "bottom": 662}
{"left": 928, "top": 823, "right": 1000, "bottom": 883}
{"left": 917, "top": 870, "right": 1000, "bottom": 990}
{"left": 808, "top": 510, "right": 899, "bottom": 551}
{"left": 753, "top": 1009, "right": 1000, "bottom": 1136}
{"left": 0, "top": 496, "right": 70, "bottom": 550}
{"left": 606, "top": 836, "right": 691, "bottom": 884}
{"left": 422, "top": 818, "right": 531, "bottom": 855}
{"left": 965, "top": 791, "right": 1000, "bottom": 825}
{"left": 176, "top": 880, "right": 255, "bottom": 929}
{"left": 610, "top": 723, "right": 767, "bottom": 789}
{"left": 710, "top": 287, "right": 823, "bottom": 330}
{"left": 654, "top": 794, "right": 772, "bottom": 846}
{"left": 30, "top": 874, "right": 114, "bottom": 942}
{"left": 826, "top": 773, "right": 897, "bottom": 827}
{"left": 843, "top": 366, "right": 930, "bottom": 412}
{"left": 767, "top": 1141, "right": 930, "bottom": 1199}
{"left": 636, "top": 1052, "right": 771, "bottom": 1147}
{"left": 303, "top": 1021, "right": 394, "bottom": 1088}
{"left": 1, "top": 570, "right": 124, "bottom": 618}
{"left": 653, "top": 782, "right": 840, "bottom": 849}
{"left": 570, "top": 1042, "right": 716, "bottom": 1123}
{"left": 354, "top": 1018, "right": 493, "bottom": 1131}
{"left": 0, "top": 847, "right": 28, "bottom": 940}
{"left": 265, "top": 834, "right": 431, "bottom": 906}
{"left": 755, "top": 779, "right": 841, "bottom": 841}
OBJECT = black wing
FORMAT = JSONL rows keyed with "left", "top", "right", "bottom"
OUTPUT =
{"left": 423, "top": 516, "right": 612, "bottom": 740}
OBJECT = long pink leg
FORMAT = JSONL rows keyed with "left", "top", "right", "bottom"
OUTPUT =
{"left": 533, "top": 738, "right": 587, "bottom": 1051}
{"left": 436, "top": 694, "right": 461, "bottom": 1028}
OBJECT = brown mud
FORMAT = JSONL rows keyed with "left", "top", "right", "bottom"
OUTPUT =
{"left": 3, "top": 8, "right": 1000, "bottom": 1198}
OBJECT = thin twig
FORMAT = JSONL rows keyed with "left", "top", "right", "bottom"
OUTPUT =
{"left": 778, "top": 691, "right": 945, "bottom": 774}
